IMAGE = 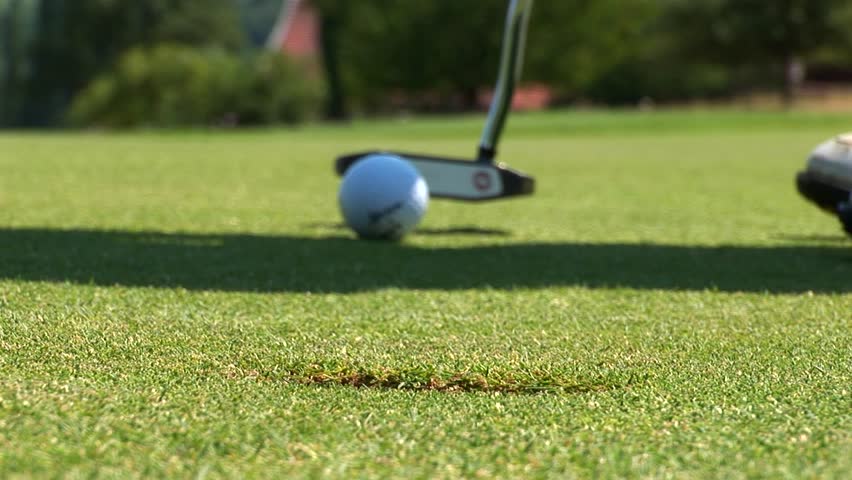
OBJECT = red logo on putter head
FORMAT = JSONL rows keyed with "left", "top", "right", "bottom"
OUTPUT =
{"left": 473, "top": 171, "right": 492, "bottom": 192}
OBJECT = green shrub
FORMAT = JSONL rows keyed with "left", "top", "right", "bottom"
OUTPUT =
{"left": 232, "top": 51, "right": 325, "bottom": 125}
{"left": 584, "top": 60, "right": 733, "bottom": 106}
{"left": 69, "top": 44, "right": 324, "bottom": 128}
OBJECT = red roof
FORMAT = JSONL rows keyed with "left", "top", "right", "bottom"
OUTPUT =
{"left": 267, "top": 0, "right": 321, "bottom": 58}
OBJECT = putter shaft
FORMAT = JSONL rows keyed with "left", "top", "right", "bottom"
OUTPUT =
{"left": 478, "top": 0, "right": 534, "bottom": 162}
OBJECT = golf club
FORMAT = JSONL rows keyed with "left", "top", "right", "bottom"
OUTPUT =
{"left": 335, "top": 0, "right": 535, "bottom": 201}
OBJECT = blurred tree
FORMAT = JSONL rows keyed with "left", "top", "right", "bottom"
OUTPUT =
{"left": 353, "top": 1, "right": 506, "bottom": 111}
{"left": 0, "top": 0, "right": 21, "bottom": 124}
{"left": 580, "top": 1, "right": 734, "bottom": 105}
{"left": 313, "top": 0, "right": 660, "bottom": 112}
{"left": 0, "top": 0, "right": 39, "bottom": 125}
{"left": 312, "top": 0, "right": 504, "bottom": 113}
{"left": 68, "top": 44, "right": 323, "bottom": 128}
{"left": 8, "top": 0, "right": 852, "bottom": 126}
{"left": 22, "top": 0, "right": 245, "bottom": 126}
{"left": 665, "top": 0, "right": 852, "bottom": 105}
{"left": 312, "top": 0, "right": 351, "bottom": 120}
{"left": 526, "top": 0, "right": 659, "bottom": 100}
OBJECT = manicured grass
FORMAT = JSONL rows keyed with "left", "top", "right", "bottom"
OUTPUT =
{"left": 1, "top": 110, "right": 850, "bottom": 478}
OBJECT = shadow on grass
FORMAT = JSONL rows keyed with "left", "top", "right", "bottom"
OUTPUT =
{"left": 776, "top": 234, "right": 851, "bottom": 244}
{"left": 309, "top": 223, "right": 512, "bottom": 237}
{"left": 1, "top": 227, "right": 850, "bottom": 293}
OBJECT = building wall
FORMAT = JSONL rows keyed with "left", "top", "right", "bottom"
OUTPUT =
{"left": 270, "top": 0, "right": 320, "bottom": 59}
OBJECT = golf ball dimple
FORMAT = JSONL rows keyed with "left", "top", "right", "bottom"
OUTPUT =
{"left": 338, "top": 154, "right": 429, "bottom": 240}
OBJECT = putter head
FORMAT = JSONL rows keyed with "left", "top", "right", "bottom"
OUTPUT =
{"left": 336, "top": 151, "right": 534, "bottom": 201}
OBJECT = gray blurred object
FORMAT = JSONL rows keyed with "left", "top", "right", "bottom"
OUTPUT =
{"left": 796, "top": 133, "right": 852, "bottom": 237}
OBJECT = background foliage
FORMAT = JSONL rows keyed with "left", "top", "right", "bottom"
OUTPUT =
{"left": 68, "top": 45, "right": 323, "bottom": 127}
{"left": 1, "top": 0, "right": 852, "bottom": 127}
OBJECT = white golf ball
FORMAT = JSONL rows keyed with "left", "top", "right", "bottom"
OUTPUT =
{"left": 338, "top": 154, "right": 429, "bottom": 240}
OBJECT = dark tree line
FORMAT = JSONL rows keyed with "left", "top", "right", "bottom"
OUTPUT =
{"left": 1, "top": 0, "right": 244, "bottom": 125}
{"left": 665, "top": 0, "right": 852, "bottom": 106}
{"left": 1, "top": 0, "right": 851, "bottom": 126}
